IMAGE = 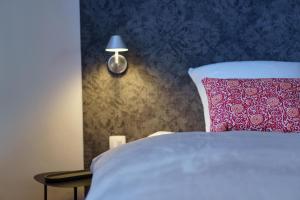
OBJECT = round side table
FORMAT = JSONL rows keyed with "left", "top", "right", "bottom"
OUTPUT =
{"left": 34, "top": 170, "right": 92, "bottom": 200}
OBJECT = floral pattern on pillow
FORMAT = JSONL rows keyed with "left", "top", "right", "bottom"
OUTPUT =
{"left": 202, "top": 78, "right": 300, "bottom": 132}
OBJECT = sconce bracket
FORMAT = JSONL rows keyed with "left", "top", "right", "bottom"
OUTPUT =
{"left": 107, "top": 54, "right": 127, "bottom": 74}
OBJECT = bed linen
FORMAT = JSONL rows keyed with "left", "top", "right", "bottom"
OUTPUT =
{"left": 188, "top": 61, "right": 300, "bottom": 131}
{"left": 86, "top": 132, "right": 300, "bottom": 200}
{"left": 202, "top": 78, "right": 300, "bottom": 132}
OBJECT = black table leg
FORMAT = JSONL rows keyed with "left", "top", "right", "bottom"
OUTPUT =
{"left": 44, "top": 184, "right": 47, "bottom": 200}
{"left": 73, "top": 187, "right": 77, "bottom": 200}
{"left": 84, "top": 186, "right": 90, "bottom": 197}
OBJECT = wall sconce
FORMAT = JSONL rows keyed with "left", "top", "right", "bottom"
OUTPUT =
{"left": 105, "top": 35, "right": 128, "bottom": 74}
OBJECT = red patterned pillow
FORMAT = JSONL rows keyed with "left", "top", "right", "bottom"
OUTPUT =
{"left": 202, "top": 78, "right": 300, "bottom": 132}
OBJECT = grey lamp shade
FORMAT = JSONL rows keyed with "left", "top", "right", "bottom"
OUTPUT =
{"left": 105, "top": 35, "right": 128, "bottom": 52}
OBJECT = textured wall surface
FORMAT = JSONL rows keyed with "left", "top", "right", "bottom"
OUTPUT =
{"left": 80, "top": 0, "right": 300, "bottom": 167}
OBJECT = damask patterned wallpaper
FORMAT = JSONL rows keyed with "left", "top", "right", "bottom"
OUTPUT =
{"left": 80, "top": 0, "right": 300, "bottom": 167}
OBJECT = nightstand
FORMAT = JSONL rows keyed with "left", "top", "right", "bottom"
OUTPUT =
{"left": 34, "top": 170, "right": 92, "bottom": 200}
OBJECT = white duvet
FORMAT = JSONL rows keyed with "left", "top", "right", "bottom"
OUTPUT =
{"left": 86, "top": 132, "right": 300, "bottom": 200}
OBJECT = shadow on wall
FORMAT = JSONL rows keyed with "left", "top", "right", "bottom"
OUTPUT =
{"left": 82, "top": 51, "right": 204, "bottom": 167}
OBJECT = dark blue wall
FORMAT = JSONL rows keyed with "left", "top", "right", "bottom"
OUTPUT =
{"left": 80, "top": 0, "right": 300, "bottom": 167}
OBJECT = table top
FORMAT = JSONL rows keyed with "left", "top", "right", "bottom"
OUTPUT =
{"left": 34, "top": 170, "right": 92, "bottom": 188}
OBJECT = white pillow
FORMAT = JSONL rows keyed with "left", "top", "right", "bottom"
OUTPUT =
{"left": 148, "top": 131, "right": 174, "bottom": 137}
{"left": 188, "top": 61, "right": 300, "bottom": 132}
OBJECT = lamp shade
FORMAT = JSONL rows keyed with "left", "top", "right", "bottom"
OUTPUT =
{"left": 105, "top": 35, "right": 128, "bottom": 52}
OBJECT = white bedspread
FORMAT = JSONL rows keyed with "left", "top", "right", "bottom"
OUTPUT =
{"left": 86, "top": 132, "right": 300, "bottom": 200}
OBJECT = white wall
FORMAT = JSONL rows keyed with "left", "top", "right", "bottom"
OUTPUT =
{"left": 0, "top": 0, "right": 84, "bottom": 199}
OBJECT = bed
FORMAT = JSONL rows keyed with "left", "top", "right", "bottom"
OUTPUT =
{"left": 86, "top": 61, "right": 300, "bottom": 200}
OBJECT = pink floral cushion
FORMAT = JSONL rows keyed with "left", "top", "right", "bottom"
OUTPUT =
{"left": 202, "top": 78, "right": 300, "bottom": 132}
